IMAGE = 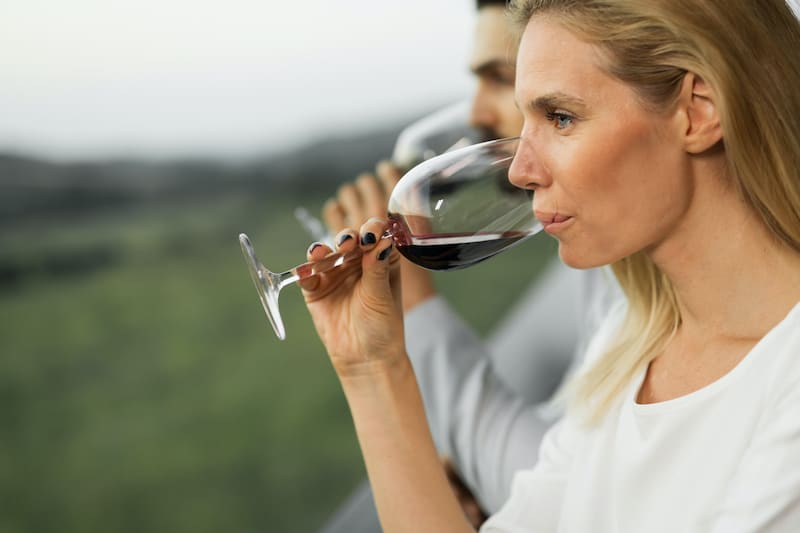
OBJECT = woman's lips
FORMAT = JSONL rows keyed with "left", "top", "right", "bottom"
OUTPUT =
{"left": 536, "top": 212, "right": 574, "bottom": 234}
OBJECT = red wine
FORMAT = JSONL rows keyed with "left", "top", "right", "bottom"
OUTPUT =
{"left": 394, "top": 232, "right": 532, "bottom": 270}
{"left": 387, "top": 212, "right": 534, "bottom": 271}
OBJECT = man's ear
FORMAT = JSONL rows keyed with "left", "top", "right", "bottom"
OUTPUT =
{"left": 677, "top": 72, "right": 722, "bottom": 154}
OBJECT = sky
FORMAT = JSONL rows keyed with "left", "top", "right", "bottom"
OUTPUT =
{"left": 0, "top": 0, "right": 475, "bottom": 161}
{"left": 4, "top": 1, "right": 799, "bottom": 162}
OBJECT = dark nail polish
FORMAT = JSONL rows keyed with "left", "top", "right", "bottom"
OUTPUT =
{"left": 378, "top": 244, "right": 392, "bottom": 261}
{"left": 307, "top": 242, "right": 323, "bottom": 255}
{"left": 361, "top": 232, "right": 377, "bottom": 245}
{"left": 338, "top": 233, "right": 353, "bottom": 246}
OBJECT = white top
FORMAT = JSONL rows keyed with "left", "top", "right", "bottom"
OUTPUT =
{"left": 482, "top": 301, "right": 800, "bottom": 533}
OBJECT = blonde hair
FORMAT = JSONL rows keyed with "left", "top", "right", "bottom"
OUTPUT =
{"left": 509, "top": 0, "right": 800, "bottom": 421}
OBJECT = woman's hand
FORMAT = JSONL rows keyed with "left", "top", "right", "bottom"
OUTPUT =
{"left": 300, "top": 217, "right": 475, "bottom": 533}
{"left": 299, "top": 217, "right": 405, "bottom": 375}
{"left": 321, "top": 161, "right": 437, "bottom": 312}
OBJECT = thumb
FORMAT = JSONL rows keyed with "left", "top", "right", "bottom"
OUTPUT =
{"left": 358, "top": 220, "right": 397, "bottom": 308}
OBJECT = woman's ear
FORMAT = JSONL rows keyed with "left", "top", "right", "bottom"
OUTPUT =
{"left": 677, "top": 72, "right": 723, "bottom": 154}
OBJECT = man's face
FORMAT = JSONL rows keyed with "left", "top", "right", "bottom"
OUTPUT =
{"left": 469, "top": 6, "right": 524, "bottom": 140}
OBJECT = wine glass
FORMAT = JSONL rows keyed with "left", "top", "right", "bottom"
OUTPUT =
{"left": 240, "top": 137, "right": 541, "bottom": 340}
{"left": 390, "top": 98, "right": 484, "bottom": 170}
{"left": 293, "top": 99, "right": 484, "bottom": 246}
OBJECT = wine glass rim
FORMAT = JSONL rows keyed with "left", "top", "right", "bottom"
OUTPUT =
{"left": 475, "top": 135, "right": 519, "bottom": 144}
{"left": 457, "top": 136, "right": 520, "bottom": 152}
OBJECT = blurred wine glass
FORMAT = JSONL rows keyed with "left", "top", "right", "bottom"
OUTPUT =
{"left": 391, "top": 98, "right": 483, "bottom": 170}
{"left": 294, "top": 99, "right": 484, "bottom": 246}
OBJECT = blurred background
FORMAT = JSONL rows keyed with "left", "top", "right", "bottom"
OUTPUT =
{"left": 0, "top": 1, "right": 556, "bottom": 531}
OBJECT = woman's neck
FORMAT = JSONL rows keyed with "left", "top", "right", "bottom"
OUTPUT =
{"left": 650, "top": 164, "right": 800, "bottom": 343}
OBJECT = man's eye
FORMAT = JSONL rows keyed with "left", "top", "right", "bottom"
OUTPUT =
{"left": 496, "top": 73, "right": 515, "bottom": 86}
{"left": 545, "top": 111, "right": 575, "bottom": 130}
{"left": 483, "top": 71, "right": 514, "bottom": 86}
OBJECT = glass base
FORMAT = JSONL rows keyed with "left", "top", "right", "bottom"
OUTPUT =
{"left": 239, "top": 234, "right": 286, "bottom": 340}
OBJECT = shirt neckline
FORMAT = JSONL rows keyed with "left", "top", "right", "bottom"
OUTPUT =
{"left": 629, "top": 301, "right": 800, "bottom": 414}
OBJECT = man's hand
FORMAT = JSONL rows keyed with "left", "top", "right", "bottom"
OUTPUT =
{"left": 443, "top": 457, "right": 488, "bottom": 528}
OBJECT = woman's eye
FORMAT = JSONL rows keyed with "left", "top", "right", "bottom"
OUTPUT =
{"left": 545, "top": 111, "right": 574, "bottom": 130}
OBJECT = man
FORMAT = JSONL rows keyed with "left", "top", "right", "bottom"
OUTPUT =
{"left": 319, "top": 1, "right": 618, "bottom": 530}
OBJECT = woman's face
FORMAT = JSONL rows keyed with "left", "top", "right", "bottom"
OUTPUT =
{"left": 509, "top": 17, "right": 692, "bottom": 269}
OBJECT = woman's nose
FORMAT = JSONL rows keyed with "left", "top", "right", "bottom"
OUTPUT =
{"left": 508, "top": 135, "right": 548, "bottom": 191}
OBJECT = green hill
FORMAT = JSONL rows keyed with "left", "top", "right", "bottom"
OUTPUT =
{"left": 0, "top": 130, "right": 556, "bottom": 532}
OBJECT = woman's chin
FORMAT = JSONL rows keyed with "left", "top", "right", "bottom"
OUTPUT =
{"left": 558, "top": 247, "right": 612, "bottom": 270}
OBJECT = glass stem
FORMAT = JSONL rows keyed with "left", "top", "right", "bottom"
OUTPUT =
{"left": 274, "top": 248, "right": 363, "bottom": 290}
{"left": 275, "top": 231, "right": 393, "bottom": 290}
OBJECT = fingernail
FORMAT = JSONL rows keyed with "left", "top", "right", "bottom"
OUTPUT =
{"left": 378, "top": 244, "right": 392, "bottom": 261}
{"left": 307, "top": 242, "right": 323, "bottom": 255}
{"left": 338, "top": 233, "right": 353, "bottom": 246}
{"left": 361, "top": 232, "right": 376, "bottom": 245}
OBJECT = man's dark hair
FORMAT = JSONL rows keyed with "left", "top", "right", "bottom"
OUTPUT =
{"left": 476, "top": 0, "right": 508, "bottom": 8}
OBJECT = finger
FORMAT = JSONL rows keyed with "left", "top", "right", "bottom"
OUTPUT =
{"left": 355, "top": 173, "right": 388, "bottom": 220}
{"left": 441, "top": 458, "right": 486, "bottom": 527}
{"left": 463, "top": 501, "right": 487, "bottom": 528}
{"left": 307, "top": 241, "right": 332, "bottom": 260}
{"left": 376, "top": 160, "right": 403, "bottom": 195}
{"left": 337, "top": 182, "right": 365, "bottom": 227}
{"left": 358, "top": 218, "right": 383, "bottom": 251}
{"left": 322, "top": 198, "right": 347, "bottom": 233}
{"left": 299, "top": 230, "right": 361, "bottom": 298}
{"left": 334, "top": 229, "right": 358, "bottom": 252}
{"left": 297, "top": 241, "right": 333, "bottom": 291}
{"left": 358, "top": 218, "right": 394, "bottom": 295}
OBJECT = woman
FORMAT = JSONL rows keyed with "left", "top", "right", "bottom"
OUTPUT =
{"left": 299, "top": 1, "right": 800, "bottom": 531}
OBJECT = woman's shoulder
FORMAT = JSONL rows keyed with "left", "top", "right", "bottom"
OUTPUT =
{"left": 758, "top": 301, "right": 800, "bottom": 403}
